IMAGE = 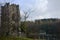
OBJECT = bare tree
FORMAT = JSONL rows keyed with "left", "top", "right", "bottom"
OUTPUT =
{"left": 21, "top": 8, "right": 35, "bottom": 33}
{"left": 23, "top": 8, "right": 34, "bottom": 21}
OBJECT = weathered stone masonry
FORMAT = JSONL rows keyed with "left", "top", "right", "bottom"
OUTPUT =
{"left": 1, "top": 3, "right": 20, "bottom": 36}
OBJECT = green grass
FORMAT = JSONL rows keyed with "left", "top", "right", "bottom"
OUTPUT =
{"left": 0, "top": 36, "right": 33, "bottom": 40}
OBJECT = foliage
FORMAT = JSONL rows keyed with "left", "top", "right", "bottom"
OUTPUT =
{"left": 20, "top": 22, "right": 27, "bottom": 33}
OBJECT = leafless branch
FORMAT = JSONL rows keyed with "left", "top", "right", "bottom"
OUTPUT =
{"left": 22, "top": 8, "right": 35, "bottom": 21}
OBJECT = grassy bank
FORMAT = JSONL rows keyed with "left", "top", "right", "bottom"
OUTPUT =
{"left": 0, "top": 36, "right": 33, "bottom": 40}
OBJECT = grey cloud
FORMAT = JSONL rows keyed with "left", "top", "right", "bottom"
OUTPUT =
{"left": 47, "top": 0, "right": 60, "bottom": 18}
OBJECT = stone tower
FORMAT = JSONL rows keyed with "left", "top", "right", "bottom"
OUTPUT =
{"left": 1, "top": 3, "right": 20, "bottom": 36}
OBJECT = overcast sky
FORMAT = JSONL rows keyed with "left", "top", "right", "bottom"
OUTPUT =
{"left": 0, "top": 0, "right": 60, "bottom": 21}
